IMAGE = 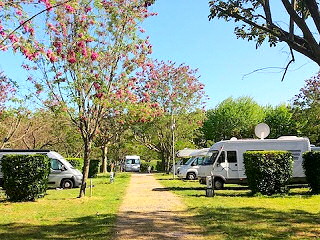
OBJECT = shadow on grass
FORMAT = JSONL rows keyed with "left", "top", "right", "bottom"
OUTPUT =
{"left": 0, "top": 214, "right": 117, "bottom": 240}
{"left": 153, "top": 186, "right": 252, "bottom": 197}
{"left": 192, "top": 206, "right": 320, "bottom": 239}
{"left": 153, "top": 185, "right": 313, "bottom": 198}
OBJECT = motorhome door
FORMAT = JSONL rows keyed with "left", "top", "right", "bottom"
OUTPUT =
{"left": 213, "top": 151, "right": 227, "bottom": 177}
{"left": 225, "top": 151, "right": 239, "bottom": 179}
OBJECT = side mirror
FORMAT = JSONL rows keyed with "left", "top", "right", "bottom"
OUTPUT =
{"left": 61, "top": 165, "right": 67, "bottom": 171}
{"left": 191, "top": 162, "right": 196, "bottom": 166}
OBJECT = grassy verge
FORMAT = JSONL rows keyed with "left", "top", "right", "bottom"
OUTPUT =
{"left": 155, "top": 174, "right": 320, "bottom": 239}
{"left": 0, "top": 173, "right": 130, "bottom": 240}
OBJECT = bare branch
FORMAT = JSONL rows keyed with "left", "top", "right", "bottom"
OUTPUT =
{"left": 281, "top": 47, "right": 295, "bottom": 81}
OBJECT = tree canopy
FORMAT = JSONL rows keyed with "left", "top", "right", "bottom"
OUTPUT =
{"left": 209, "top": 1, "right": 320, "bottom": 67}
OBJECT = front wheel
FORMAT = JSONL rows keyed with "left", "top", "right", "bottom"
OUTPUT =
{"left": 186, "top": 172, "right": 196, "bottom": 180}
{"left": 61, "top": 179, "right": 74, "bottom": 189}
{"left": 214, "top": 178, "right": 224, "bottom": 190}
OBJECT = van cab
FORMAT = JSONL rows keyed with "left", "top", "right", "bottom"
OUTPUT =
{"left": 177, "top": 148, "right": 209, "bottom": 180}
{"left": 0, "top": 149, "right": 83, "bottom": 189}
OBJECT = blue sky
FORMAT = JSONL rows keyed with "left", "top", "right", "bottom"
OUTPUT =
{"left": 142, "top": 0, "right": 320, "bottom": 109}
{"left": 0, "top": 1, "right": 319, "bottom": 110}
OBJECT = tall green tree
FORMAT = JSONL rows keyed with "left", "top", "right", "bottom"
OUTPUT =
{"left": 293, "top": 73, "right": 320, "bottom": 145}
{"left": 264, "top": 104, "right": 298, "bottom": 138}
{"left": 202, "top": 97, "right": 265, "bottom": 141}
{"left": 209, "top": 1, "right": 320, "bottom": 68}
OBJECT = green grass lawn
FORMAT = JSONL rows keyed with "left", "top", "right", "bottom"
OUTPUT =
{"left": 0, "top": 173, "right": 130, "bottom": 240}
{"left": 155, "top": 174, "right": 320, "bottom": 239}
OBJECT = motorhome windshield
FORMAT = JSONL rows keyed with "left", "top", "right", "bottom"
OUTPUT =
{"left": 184, "top": 157, "right": 195, "bottom": 165}
{"left": 201, "top": 151, "right": 217, "bottom": 165}
{"left": 126, "top": 159, "right": 140, "bottom": 164}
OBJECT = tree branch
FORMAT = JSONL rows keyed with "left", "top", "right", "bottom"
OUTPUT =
{"left": 281, "top": 47, "right": 295, "bottom": 81}
{"left": 304, "top": 0, "right": 320, "bottom": 35}
{"left": 0, "top": 0, "right": 72, "bottom": 47}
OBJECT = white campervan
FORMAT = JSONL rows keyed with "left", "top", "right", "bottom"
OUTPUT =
{"left": 198, "top": 136, "right": 311, "bottom": 189}
{"left": 124, "top": 155, "right": 141, "bottom": 172}
{"left": 177, "top": 148, "right": 209, "bottom": 180}
{"left": 0, "top": 149, "right": 83, "bottom": 189}
{"left": 171, "top": 148, "right": 197, "bottom": 175}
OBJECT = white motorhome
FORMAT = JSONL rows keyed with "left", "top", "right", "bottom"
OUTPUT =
{"left": 198, "top": 136, "right": 311, "bottom": 189}
{"left": 177, "top": 148, "right": 209, "bottom": 180}
{"left": 0, "top": 149, "right": 83, "bottom": 189}
{"left": 124, "top": 155, "right": 140, "bottom": 172}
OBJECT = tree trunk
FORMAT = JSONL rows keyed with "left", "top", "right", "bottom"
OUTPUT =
{"left": 100, "top": 145, "right": 108, "bottom": 173}
{"left": 78, "top": 140, "right": 92, "bottom": 198}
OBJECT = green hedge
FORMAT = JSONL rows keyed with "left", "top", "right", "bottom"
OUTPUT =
{"left": 1, "top": 154, "right": 51, "bottom": 201}
{"left": 303, "top": 151, "right": 320, "bottom": 194}
{"left": 89, "top": 159, "right": 100, "bottom": 178}
{"left": 66, "top": 158, "right": 84, "bottom": 171}
{"left": 243, "top": 151, "right": 293, "bottom": 195}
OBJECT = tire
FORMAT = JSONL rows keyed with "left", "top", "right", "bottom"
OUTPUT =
{"left": 61, "top": 179, "right": 74, "bottom": 189}
{"left": 214, "top": 178, "right": 224, "bottom": 190}
{"left": 186, "top": 172, "right": 196, "bottom": 180}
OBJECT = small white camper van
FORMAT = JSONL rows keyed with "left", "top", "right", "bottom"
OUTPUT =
{"left": 198, "top": 136, "right": 311, "bottom": 189}
{"left": 171, "top": 148, "right": 197, "bottom": 174}
{"left": 177, "top": 148, "right": 209, "bottom": 180}
{"left": 124, "top": 155, "right": 140, "bottom": 172}
{"left": 0, "top": 149, "right": 83, "bottom": 189}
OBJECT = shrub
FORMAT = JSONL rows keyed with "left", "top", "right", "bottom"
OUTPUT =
{"left": 89, "top": 159, "right": 100, "bottom": 178}
{"left": 140, "top": 160, "right": 161, "bottom": 172}
{"left": 303, "top": 151, "right": 320, "bottom": 194}
{"left": 66, "top": 158, "right": 83, "bottom": 171}
{"left": 1, "top": 154, "right": 51, "bottom": 201}
{"left": 243, "top": 151, "right": 293, "bottom": 195}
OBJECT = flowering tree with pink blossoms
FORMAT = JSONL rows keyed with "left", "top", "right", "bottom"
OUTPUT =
{"left": 18, "top": 0, "right": 156, "bottom": 197}
{"left": 132, "top": 60, "right": 206, "bottom": 172}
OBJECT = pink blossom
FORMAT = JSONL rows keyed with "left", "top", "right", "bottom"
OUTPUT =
{"left": 91, "top": 51, "right": 98, "bottom": 61}
{"left": 65, "top": 4, "right": 75, "bottom": 13}
{"left": 68, "top": 57, "right": 76, "bottom": 64}
{"left": 96, "top": 92, "right": 103, "bottom": 99}
{"left": 93, "top": 82, "right": 101, "bottom": 90}
{"left": 16, "top": 10, "right": 22, "bottom": 16}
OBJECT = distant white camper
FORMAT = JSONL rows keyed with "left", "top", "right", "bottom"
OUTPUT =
{"left": 198, "top": 136, "right": 311, "bottom": 189}
{"left": 177, "top": 148, "right": 209, "bottom": 180}
{"left": 124, "top": 155, "right": 140, "bottom": 172}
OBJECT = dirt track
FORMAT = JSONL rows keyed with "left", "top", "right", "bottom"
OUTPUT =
{"left": 115, "top": 173, "right": 204, "bottom": 240}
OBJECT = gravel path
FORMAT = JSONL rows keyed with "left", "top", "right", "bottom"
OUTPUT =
{"left": 115, "top": 173, "right": 204, "bottom": 240}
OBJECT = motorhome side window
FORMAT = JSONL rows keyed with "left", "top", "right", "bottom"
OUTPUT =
{"left": 197, "top": 157, "right": 205, "bottom": 165}
{"left": 227, "top": 151, "right": 237, "bottom": 163}
{"left": 51, "top": 159, "right": 63, "bottom": 170}
{"left": 217, "top": 151, "right": 225, "bottom": 164}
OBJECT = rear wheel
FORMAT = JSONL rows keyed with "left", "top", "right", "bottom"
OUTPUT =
{"left": 214, "top": 178, "right": 224, "bottom": 190}
{"left": 186, "top": 172, "right": 196, "bottom": 180}
{"left": 61, "top": 179, "right": 74, "bottom": 189}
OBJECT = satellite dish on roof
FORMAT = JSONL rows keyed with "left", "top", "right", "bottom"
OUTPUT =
{"left": 255, "top": 123, "right": 270, "bottom": 139}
